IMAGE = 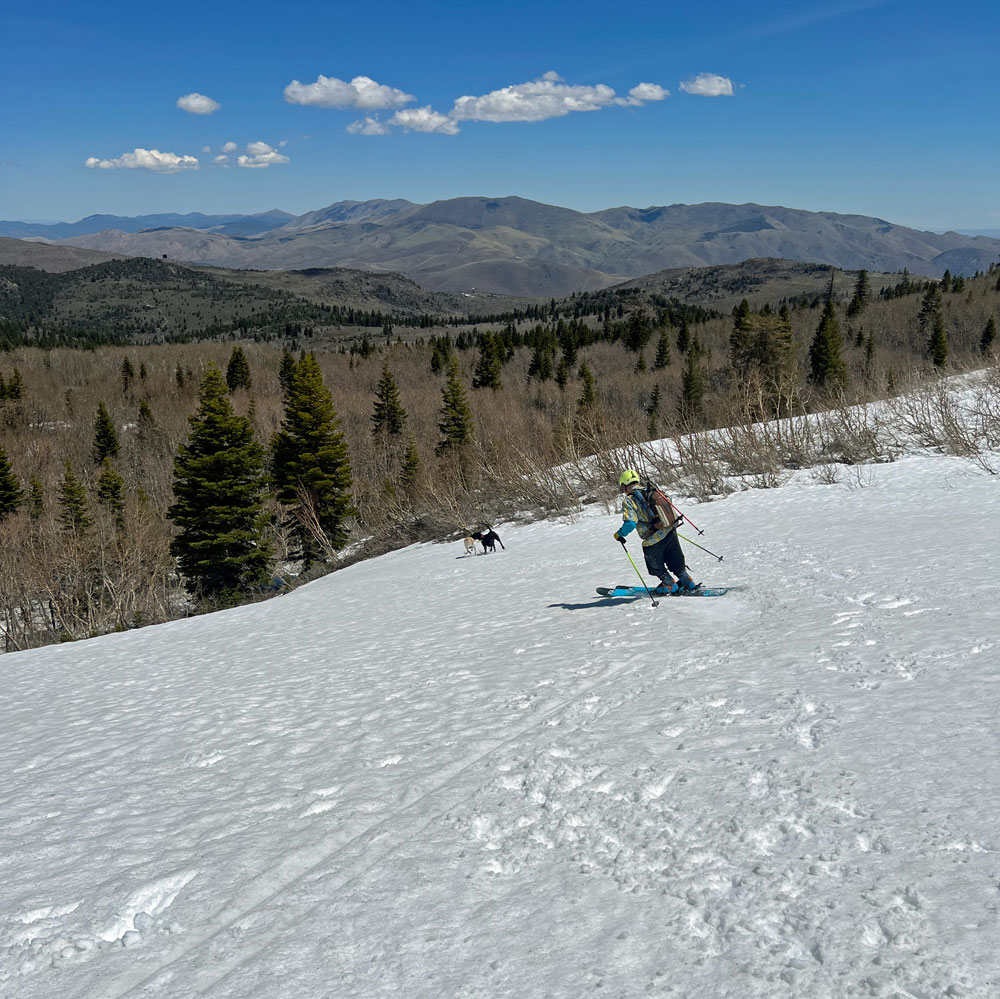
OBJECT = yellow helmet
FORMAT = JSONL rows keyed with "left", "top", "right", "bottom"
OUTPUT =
{"left": 618, "top": 469, "right": 640, "bottom": 486}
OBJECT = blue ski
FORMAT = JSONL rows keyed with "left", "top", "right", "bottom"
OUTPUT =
{"left": 596, "top": 585, "right": 736, "bottom": 598}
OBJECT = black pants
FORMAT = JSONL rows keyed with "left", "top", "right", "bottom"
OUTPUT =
{"left": 642, "top": 532, "right": 686, "bottom": 581}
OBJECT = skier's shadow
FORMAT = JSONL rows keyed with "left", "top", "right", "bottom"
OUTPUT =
{"left": 548, "top": 597, "right": 644, "bottom": 610}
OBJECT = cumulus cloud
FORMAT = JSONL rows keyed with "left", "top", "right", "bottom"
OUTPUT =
{"left": 626, "top": 82, "right": 670, "bottom": 103}
{"left": 221, "top": 141, "right": 238, "bottom": 153}
{"left": 679, "top": 73, "right": 734, "bottom": 97}
{"left": 283, "top": 74, "right": 415, "bottom": 110}
{"left": 388, "top": 106, "right": 460, "bottom": 135}
{"left": 347, "top": 116, "right": 391, "bottom": 136}
{"left": 177, "top": 92, "right": 220, "bottom": 115}
{"left": 84, "top": 148, "right": 199, "bottom": 172}
{"left": 213, "top": 155, "right": 230, "bottom": 165}
{"left": 449, "top": 72, "right": 668, "bottom": 122}
{"left": 236, "top": 141, "right": 290, "bottom": 168}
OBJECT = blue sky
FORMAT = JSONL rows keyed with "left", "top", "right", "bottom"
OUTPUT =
{"left": 2, "top": 0, "right": 997, "bottom": 230}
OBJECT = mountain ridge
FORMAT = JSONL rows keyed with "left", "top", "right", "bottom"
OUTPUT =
{"left": 4, "top": 197, "right": 998, "bottom": 297}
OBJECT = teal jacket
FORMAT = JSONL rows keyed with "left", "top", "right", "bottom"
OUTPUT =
{"left": 615, "top": 485, "right": 671, "bottom": 547}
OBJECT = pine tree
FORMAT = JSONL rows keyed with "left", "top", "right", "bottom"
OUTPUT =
{"left": 576, "top": 361, "right": 597, "bottom": 413}
{"left": 6, "top": 369, "right": 24, "bottom": 401}
{"left": 435, "top": 355, "right": 475, "bottom": 457}
{"left": 847, "top": 270, "right": 871, "bottom": 317}
{"left": 676, "top": 318, "right": 691, "bottom": 355}
{"left": 729, "top": 299, "right": 754, "bottom": 375}
{"left": 472, "top": 332, "right": 503, "bottom": 390}
{"left": 679, "top": 339, "right": 705, "bottom": 424}
{"left": 169, "top": 366, "right": 272, "bottom": 599}
{"left": 371, "top": 362, "right": 407, "bottom": 436}
{"left": 928, "top": 311, "right": 948, "bottom": 368}
{"left": 226, "top": 345, "right": 253, "bottom": 393}
{"left": 653, "top": 328, "right": 672, "bottom": 369}
{"left": 399, "top": 436, "right": 421, "bottom": 493}
{"left": 981, "top": 317, "right": 997, "bottom": 356}
{"left": 623, "top": 310, "right": 651, "bottom": 353}
{"left": 121, "top": 357, "right": 136, "bottom": 394}
{"left": 278, "top": 346, "right": 296, "bottom": 395}
{"left": 808, "top": 297, "right": 848, "bottom": 390}
{"left": 175, "top": 364, "right": 186, "bottom": 389}
{"left": 92, "top": 402, "right": 120, "bottom": 464}
{"left": 28, "top": 475, "right": 44, "bottom": 520}
{"left": 0, "top": 445, "right": 23, "bottom": 522}
{"left": 272, "top": 354, "right": 353, "bottom": 555}
{"left": 96, "top": 457, "right": 126, "bottom": 529}
{"left": 646, "top": 383, "right": 662, "bottom": 439}
{"left": 58, "top": 462, "right": 92, "bottom": 537}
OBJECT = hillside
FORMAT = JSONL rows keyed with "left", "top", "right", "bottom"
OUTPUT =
{"left": 27, "top": 196, "right": 1000, "bottom": 296}
{"left": 0, "top": 253, "right": 472, "bottom": 345}
{"left": 2, "top": 402, "right": 998, "bottom": 998}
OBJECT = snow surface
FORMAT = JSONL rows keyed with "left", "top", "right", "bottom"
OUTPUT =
{"left": 2, "top": 452, "right": 999, "bottom": 998}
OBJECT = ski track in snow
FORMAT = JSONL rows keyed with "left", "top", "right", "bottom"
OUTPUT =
{"left": 1, "top": 453, "right": 998, "bottom": 998}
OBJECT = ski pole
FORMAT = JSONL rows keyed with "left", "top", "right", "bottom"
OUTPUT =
{"left": 665, "top": 497, "right": 704, "bottom": 536}
{"left": 618, "top": 539, "right": 659, "bottom": 607}
{"left": 678, "top": 533, "right": 723, "bottom": 562}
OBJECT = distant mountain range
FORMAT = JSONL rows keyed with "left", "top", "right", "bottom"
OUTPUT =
{"left": 3, "top": 197, "right": 998, "bottom": 297}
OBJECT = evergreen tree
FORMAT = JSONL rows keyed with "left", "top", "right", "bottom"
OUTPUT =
{"left": 653, "top": 328, "right": 672, "bottom": 369}
{"left": 435, "top": 355, "right": 475, "bottom": 457}
{"left": 6, "top": 369, "right": 24, "bottom": 401}
{"left": 96, "top": 457, "right": 126, "bottom": 529}
{"left": 272, "top": 354, "right": 353, "bottom": 555}
{"left": 371, "top": 362, "right": 408, "bottom": 436}
{"left": 0, "top": 445, "right": 23, "bottom": 522}
{"left": 918, "top": 285, "right": 943, "bottom": 332}
{"left": 928, "top": 311, "right": 949, "bottom": 368}
{"left": 58, "top": 462, "right": 92, "bottom": 537}
{"left": 472, "top": 332, "right": 503, "bottom": 390}
{"left": 278, "top": 346, "right": 296, "bottom": 395}
{"left": 576, "top": 361, "right": 597, "bottom": 413}
{"left": 139, "top": 362, "right": 149, "bottom": 382}
{"left": 0, "top": 373, "right": 6, "bottom": 400}
{"left": 646, "top": 383, "right": 662, "bottom": 439}
{"left": 847, "top": 270, "right": 871, "bottom": 317}
{"left": 28, "top": 475, "right": 44, "bottom": 520}
{"left": 623, "top": 310, "right": 651, "bottom": 353}
{"left": 981, "top": 317, "right": 997, "bottom": 356}
{"left": 729, "top": 299, "right": 754, "bottom": 375}
{"left": 226, "top": 345, "right": 253, "bottom": 393}
{"left": 676, "top": 318, "right": 691, "bottom": 355}
{"left": 121, "top": 357, "right": 136, "bottom": 394}
{"left": 527, "top": 339, "right": 555, "bottom": 381}
{"left": 169, "top": 366, "right": 271, "bottom": 599}
{"left": 808, "top": 297, "right": 848, "bottom": 390}
{"left": 399, "top": 436, "right": 421, "bottom": 493}
{"left": 679, "top": 339, "right": 705, "bottom": 424}
{"left": 92, "top": 402, "right": 120, "bottom": 464}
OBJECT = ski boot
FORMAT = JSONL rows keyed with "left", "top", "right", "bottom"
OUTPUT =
{"left": 675, "top": 570, "right": 699, "bottom": 592}
{"left": 652, "top": 576, "right": 679, "bottom": 596}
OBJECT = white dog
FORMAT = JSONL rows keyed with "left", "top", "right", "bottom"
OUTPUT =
{"left": 463, "top": 536, "right": 477, "bottom": 556}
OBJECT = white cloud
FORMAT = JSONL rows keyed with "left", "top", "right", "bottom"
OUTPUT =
{"left": 679, "top": 73, "right": 734, "bottom": 97}
{"left": 347, "top": 116, "right": 391, "bottom": 136}
{"left": 213, "top": 155, "right": 230, "bottom": 165}
{"left": 201, "top": 145, "right": 212, "bottom": 154}
{"left": 84, "top": 148, "right": 199, "bottom": 172}
{"left": 177, "top": 92, "right": 220, "bottom": 115}
{"left": 221, "top": 141, "right": 238, "bottom": 153}
{"left": 236, "top": 141, "right": 289, "bottom": 169}
{"left": 450, "top": 73, "right": 667, "bottom": 122}
{"left": 626, "top": 82, "right": 670, "bottom": 103}
{"left": 284, "top": 74, "right": 415, "bottom": 110}
{"left": 388, "top": 106, "right": 460, "bottom": 135}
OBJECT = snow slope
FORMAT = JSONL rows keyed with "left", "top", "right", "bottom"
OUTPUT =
{"left": 2, "top": 452, "right": 999, "bottom": 998}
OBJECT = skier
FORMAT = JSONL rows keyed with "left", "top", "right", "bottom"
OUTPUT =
{"left": 613, "top": 469, "right": 697, "bottom": 595}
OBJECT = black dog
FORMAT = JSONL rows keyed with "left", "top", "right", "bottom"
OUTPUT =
{"left": 472, "top": 529, "right": 505, "bottom": 553}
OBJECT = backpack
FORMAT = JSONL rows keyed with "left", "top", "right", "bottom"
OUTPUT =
{"left": 640, "top": 481, "right": 681, "bottom": 533}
